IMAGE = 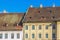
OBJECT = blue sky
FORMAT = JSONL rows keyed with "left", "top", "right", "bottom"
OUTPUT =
{"left": 0, "top": 0, "right": 60, "bottom": 13}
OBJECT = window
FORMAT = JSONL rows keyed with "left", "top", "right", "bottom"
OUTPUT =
{"left": 25, "top": 25, "right": 28, "bottom": 30}
{"left": 38, "top": 11, "right": 40, "bottom": 13}
{"left": 32, "top": 34, "right": 35, "bottom": 38}
{"left": 29, "top": 17, "right": 32, "bottom": 19}
{"left": 0, "top": 34, "right": 2, "bottom": 39}
{"left": 39, "top": 25, "right": 41, "bottom": 29}
{"left": 39, "top": 34, "right": 41, "bottom": 38}
{"left": 25, "top": 34, "right": 28, "bottom": 38}
{"left": 52, "top": 16, "right": 55, "bottom": 19}
{"left": 32, "top": 25, "right": 35, "bottom": 30}
{"left": 52, "top": 24, "right": 56, "bottom": 29}
{"left": 46, "top": 34, "right": 48, "bottom": 38}
{"left": 46, "top": 25, "right": 48, "bottom": 29}
{"left": 52, "top": 33, "right": 55, "bottom": 38}
{"left": 17, "top": 33, "right": 20, "bottom": 39}
{"left": 42, "top": 16, "right": 44, "bottom": 19}
{"left": 5, "top": 33, "right": 8, "bottom": 39}
{"left": 48, "top": 10, "right": 52, "bottom": 13}
{"left": 11, "top": 33, "right": 14, "bottom": 39}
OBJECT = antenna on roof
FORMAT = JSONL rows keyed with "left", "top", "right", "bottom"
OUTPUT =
{"left": 30, "top": 5, "right": 33, "bottom": 8}
{"left": 40, "top": 4, "right": 43, "bottom": 8}
{"left": 3, "top": 10, "right": 8, "bottom": 13}
{"left": 53, "top": 3, "right": 55, "bottom": 7}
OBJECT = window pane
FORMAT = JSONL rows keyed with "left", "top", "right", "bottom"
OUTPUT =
{"left": 25, "top": 34, "right": 28, "bottom": 38}
{"left": 39, "top": 34, "right": 41, "bottom": 38}
{"left": 11, "top": 33, "right": 14, "bottom": 39}
{"left": 32, "top": 25, "right": 35, "bottom": 30}
{"left": 39, "top": 25, "right": 41, "bottom": 29}
{"left": 46, "top": 34, "right": 48, "bottom": 38}
{"left": 32, "top": 34, "right": 34, "bottom": 38}
{"left": 25, "top": 25, "right": 28, "bottom": 30}
{"left": 46, "top": 25, "right": 48, "bottom": 29}
{"left": 0, "top": 34, "right": 2, "bottom": 39}
{"left": 17, "top": 33, "right": 20, "bottom": 39}
{"left": 5, "top": 33, "right": 8, "bottom": 39}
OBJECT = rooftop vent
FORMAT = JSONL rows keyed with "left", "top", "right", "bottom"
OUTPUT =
{"left": 40, "top": 4, "right": 43, "bottom": 8}
{"left": 30, "top": 5, "right": 33, "bottom": 8}
{"left": 3, "top": 10, "right": 8, "bottom": 13}
{"left": 53, "top": 3, "right": 55, "bottom": 7}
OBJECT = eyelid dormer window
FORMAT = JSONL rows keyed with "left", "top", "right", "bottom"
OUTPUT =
{"left": 14, "top": 23, "right": 18, "bottom": 26}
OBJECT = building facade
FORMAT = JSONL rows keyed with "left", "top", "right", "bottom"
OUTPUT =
{"left": 23, "top": 7, "right": 60, "bottom": 40}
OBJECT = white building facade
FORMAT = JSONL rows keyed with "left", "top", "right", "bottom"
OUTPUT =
{"left": 0, "top": 31, "right": 23, "bottom": 40}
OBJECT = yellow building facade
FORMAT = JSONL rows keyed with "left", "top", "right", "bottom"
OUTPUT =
{"left": 23, "top": 7, "right": 60, "bottom": 40}
{"left": 23, "top": 22, "right": 57, "bottom": 40}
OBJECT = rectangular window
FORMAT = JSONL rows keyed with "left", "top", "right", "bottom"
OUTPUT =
{"left": 17, "top": 33, "right": 20, "bottom": 39}
{"left": 39, "top": 34, "right": 41, "bottom": 38}
{"left": 25, "top": 25, "right": 28, "bottom": 30}
{"left": 52, "top": 24, "right": 56, "bottom": 29}
{"left": 39, "top": 25, "right": 41, "bottom": 29}
{"left": 25, "top": 34, "right": 28, "bottom": 38}
{"left": 46, "top": 25, "right": 48, "bottom": 29}
{"left": 32, "top": 25, "right": 35, "bottom": 30}
{"left": 32, "top": 34, "right": 34, "bottom": 38}
{"left": 5, "top": 33, "right": 8, "bottom": 39}
{"left": 0, "top": 34, "right": 2, "bottom": 39}
{"left": 52, "top": 33, "right": 55, "bottom": 38}
{"left": 46, "top": 34, "right": 48, "bottom": 38}
{"left": 11, "top": 33, "right": 14, "bottom": 39}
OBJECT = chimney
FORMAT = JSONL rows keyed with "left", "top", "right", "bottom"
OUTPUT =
{"left": 40, "top": 4, "right": 43, "bottom": 8}
{"left": 30, "top": 5, "right": 33, "bottom": 8}
{"left": 53, "top": 3, "right": 55, "bottom": 7}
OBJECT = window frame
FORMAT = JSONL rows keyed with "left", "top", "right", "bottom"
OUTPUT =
{"left": 39, "top": 25, "right": 41, "bottom": 29}
{"left": 52, "top": 33, "right": 56, "bottom": 38}
{"left": 25, "top": 25, "right": 28, "bottom": 30}
{"left": 5, "top": 33, "right": 8, "bottom": 39}
{"left": 0, "top": 34, "right": 2, "bottom": 39}
{"left": 32, "top": 34, "right": 35, "bottom": 38}
{"left": 17, "top": 33, "right": 20, "bottom": 39}
{"left": 25, "top": 34, "right": 28, "bottom": 38}
{"left": 46, "top": 25, "right": 48, "bottom": 29}
{"left": 32, "top": 25, "right": 35, "bottom": 30}
{"left": 39, "top": 33, "right": 41, "bottom": 38}
{"left": 46, "top": 33, "right": 48, "bottom": 38}
{"left": 11, "top": 33, "right": 14, "bottom": 39}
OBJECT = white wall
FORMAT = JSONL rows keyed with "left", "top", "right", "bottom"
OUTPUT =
{"left": 0, "top": 31, "right": 23, "bottom": 40}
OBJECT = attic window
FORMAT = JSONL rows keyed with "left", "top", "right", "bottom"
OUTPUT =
{"left": 14, "top": 23, "right": 18, "bottom": 26}
{"left": 52, "top": 16, "right": 55, "bottom": 19}
{"left": 38, "top": 11, "right": 40, "bottom": 13}
{"left": 29, "top": 17, "right": 32, "bottom": 19}
{"left": 49, "top": 10, "right": 52, "bottom": 13}
{"left": 42, "top": 16, "right": 44, "bottom": 18}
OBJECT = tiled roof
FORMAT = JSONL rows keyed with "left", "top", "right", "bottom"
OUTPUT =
{"left": 0, "top": 13, "right": 24, "bottom": 31}
{"left": 23, "top": 7, "right": 60, "bottom": 23}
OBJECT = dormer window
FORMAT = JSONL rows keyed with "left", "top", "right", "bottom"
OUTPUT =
{"left": 48, "top": 10, "right": 52, "bottom": 13}
{"left": 53, "top": 16, "right": 55, "bottom": 19}
{"left": 29, "top": 17, "right": 32, "bottom": 19}
{"left": 14, "top": 23, "right": 18, "bottom": 26}
{"left": 42, "top": 16, "right": 44, "bottom": 19}
{"left": 38, "top": 11, "right": 40, "bottom": 13}
{"left": 52, "top": 16, "right": 55, "bottom": 19}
